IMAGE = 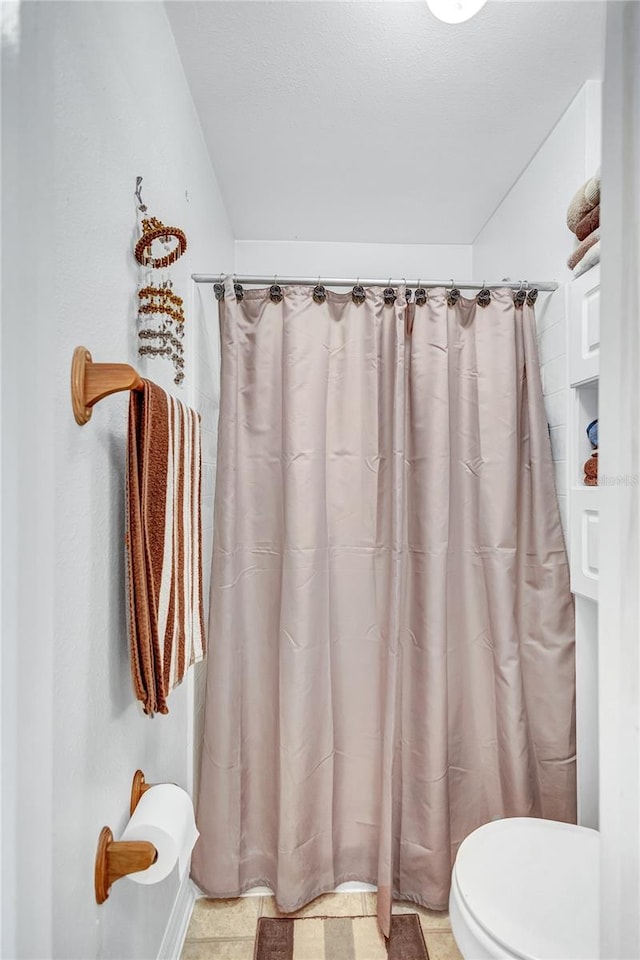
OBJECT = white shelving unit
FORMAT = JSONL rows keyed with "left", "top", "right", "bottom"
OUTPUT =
{"left": 567, "top": 263, "right": 600, "bottom": 830}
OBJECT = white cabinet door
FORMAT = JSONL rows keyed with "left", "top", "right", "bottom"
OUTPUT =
{"left": 570, "top": 487, "right": 599, "bottom": 600}
{"left": 569, "top": 265, "right": 600, "bottom": 386}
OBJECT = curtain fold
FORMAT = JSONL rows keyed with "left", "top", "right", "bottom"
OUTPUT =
{"left": 191, "top": 284, "right": 575, "bottom": 934}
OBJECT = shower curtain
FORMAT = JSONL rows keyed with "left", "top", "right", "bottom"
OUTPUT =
{"left": 192, "top": 283, "right": 576, "bottom": 934}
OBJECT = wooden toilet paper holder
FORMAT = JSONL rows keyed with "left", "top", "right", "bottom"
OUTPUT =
{"left": 130, "top": 769, "right": 153, "bottom": 816}
{"left": 94, "top": 770, "right": 157, "bottom": 904}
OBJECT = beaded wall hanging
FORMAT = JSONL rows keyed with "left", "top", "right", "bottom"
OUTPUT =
{"left": 134, "top": 177, "right": 187, "bottom": 385}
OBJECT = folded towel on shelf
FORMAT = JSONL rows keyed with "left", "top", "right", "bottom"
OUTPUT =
{"left": 567, "top": 229, "right": 600, "bottom": 270}
{"left": 573, "top": 240, "right": 601, "bottom": 278}
{"left": 567, "top": 170, "right": 601, "bottom": 232}
{"left": 126, "top": 379, "right": 206, "bottom": 716}
{"left": 576, "top": 203, "right": 600, "bottom": 241}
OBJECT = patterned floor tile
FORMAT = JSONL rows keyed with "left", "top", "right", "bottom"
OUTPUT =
{"left": 181, "top": 938, "right": 255, "bottom": 959}
{"left": 186, "top": 897, "right": 260, "bottom": 939}
{"left": 423, "top": 931, "right": 464, "bottom": 960}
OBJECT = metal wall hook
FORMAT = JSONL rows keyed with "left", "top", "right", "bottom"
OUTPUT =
{"left": 135, "top": 176, "right": 147, "bottom": 214}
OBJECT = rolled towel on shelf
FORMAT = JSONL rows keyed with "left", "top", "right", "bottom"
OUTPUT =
{"left": 567, "top": 170, "right": 601, "bottom": 232}
{"left": 126, "top": 380, "right": 206, "bottom": 716}
{"left": 573, "top": 240, "right": 601, "bottom": 278}
{"left": 584, "top": 451, "right": 598, "bottom": 486}
{"left": 576, "top": 203, "right": 600, "bottom": 241}
{"left": 567, "top": 229, "right": 600, "bottom": 270}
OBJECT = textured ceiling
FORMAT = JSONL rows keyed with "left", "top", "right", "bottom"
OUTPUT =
{"left": 165, "top": 1, "right": 604, "bottom": 244}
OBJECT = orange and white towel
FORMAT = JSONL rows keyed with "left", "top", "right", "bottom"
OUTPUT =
{"left": 126, "top": 380, "right": 206, "bottom": 716}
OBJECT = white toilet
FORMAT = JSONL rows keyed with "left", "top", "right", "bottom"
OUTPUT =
{"left": 449, "top": 817, "right": 599, "bottom": 959}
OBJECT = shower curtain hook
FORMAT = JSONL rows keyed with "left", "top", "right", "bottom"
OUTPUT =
{"left": 352, "top": 278, "right": 366, "bottom": 305}
{"left": 313, "top": 276, "right": 327, "bottom": 304}
{"left": 402, "top": 278, "right": 412, "bottom": 302}
{"left": 514, "top": 280, "right": 526, "bottom": 308}
{"left": 270, "top": 276, "right": 283, "bottom": 304}
{"left": 477, "top": 281, "right": 491, "bottom": 308}
{"left": 447, "top": 279, "right": 461, "bottom": 308}
{"left": 415, "top": 280, "right": 427, "bottom": 306}
{"left": 213, "top": 273, "right": 225, "bottom": 302}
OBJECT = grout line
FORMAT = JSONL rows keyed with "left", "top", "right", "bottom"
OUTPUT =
{"left": 185, "top": 935, "right": 256, "bottom": 943}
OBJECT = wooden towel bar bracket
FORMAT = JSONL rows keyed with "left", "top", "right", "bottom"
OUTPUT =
{"left": 71, "top": 345, "right": 144, "bottom": 425}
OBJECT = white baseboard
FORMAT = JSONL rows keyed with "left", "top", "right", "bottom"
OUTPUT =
{"left": 157, "top": 876, "right": 198, "bottom": 960}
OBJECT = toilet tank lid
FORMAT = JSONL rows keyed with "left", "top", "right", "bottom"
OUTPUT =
{"left": 452, "top": 818, "right": 599, "bottom": 960}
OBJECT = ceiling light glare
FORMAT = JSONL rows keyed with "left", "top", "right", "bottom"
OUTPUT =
{"left": 426, "top": 0, "right": 488, "bottom": 24}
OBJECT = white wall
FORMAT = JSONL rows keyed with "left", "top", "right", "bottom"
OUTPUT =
{"left": 191, "top": 285, "right": 221, "bottom": 801}
{"left": 474, "top": 80, "right": 602, "bottom": 539}
{"left": 234, "top": 240, "right": 472, "bottom": 283}
{"left": 598, "top": 4, "right": 640, "bottom": 955}
{"left": 473, "top": 80, "right": 603, "bottom": 837}
{"left": 1, "top": 3, "right": 232, "bottom": 958}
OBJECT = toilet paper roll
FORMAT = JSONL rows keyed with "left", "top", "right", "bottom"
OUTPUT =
{"left": 120, "top": 783, "right": 199, "bottom": 885}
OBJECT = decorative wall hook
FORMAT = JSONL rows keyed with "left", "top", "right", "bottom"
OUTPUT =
{"left": 134, "top": 217, "right": 187, "bottom": 269}
{"left": 71, "top": 346, "right": 143, "bottom": 425}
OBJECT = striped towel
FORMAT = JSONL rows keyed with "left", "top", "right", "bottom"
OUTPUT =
{"left": 126, "top": 380, "right": 206, "bottom": 716}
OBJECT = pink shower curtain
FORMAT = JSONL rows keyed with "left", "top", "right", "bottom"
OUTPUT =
{"left": 191, "top": 284, "right": 576, "bottom": 934}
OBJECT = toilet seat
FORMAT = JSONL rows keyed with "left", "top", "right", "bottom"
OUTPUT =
{"left": 449, "top": 817, "right": 599, "bottom": 960}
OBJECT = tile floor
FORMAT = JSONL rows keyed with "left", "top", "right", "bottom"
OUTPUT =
{"left": 181, "top": 892, "right": 463, "bottom": 959}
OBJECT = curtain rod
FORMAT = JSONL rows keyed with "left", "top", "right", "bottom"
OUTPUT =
{"left": 191, "top": 274, "right": 559, "bottom": 292}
